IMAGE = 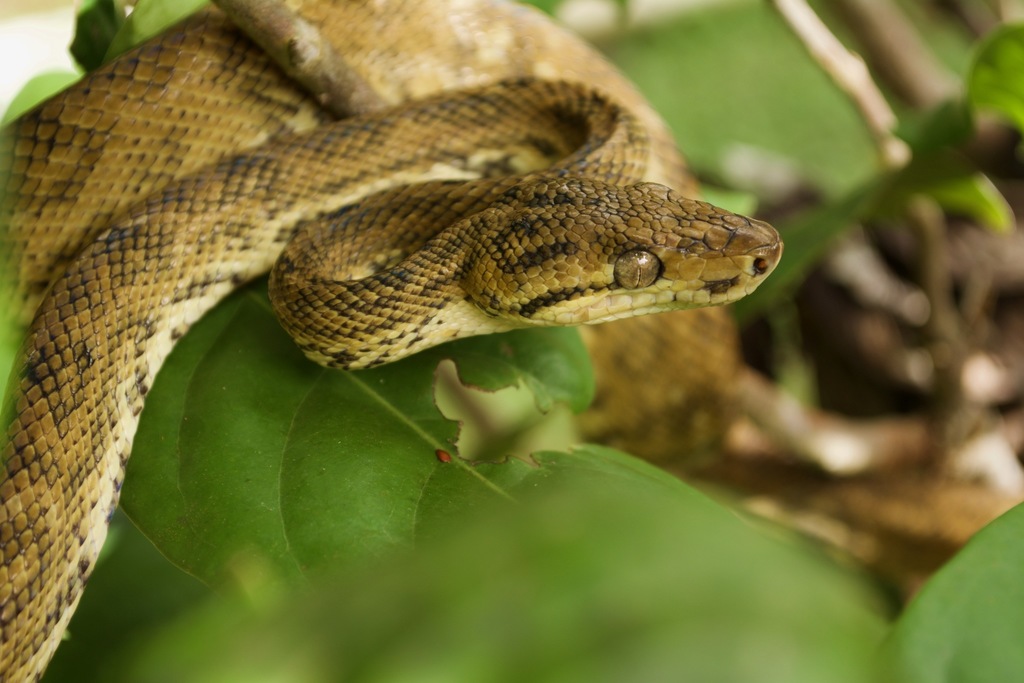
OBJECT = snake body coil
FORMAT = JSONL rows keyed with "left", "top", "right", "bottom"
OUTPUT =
{"left": 0, "top": 3, "right": 780, "bottom": 679}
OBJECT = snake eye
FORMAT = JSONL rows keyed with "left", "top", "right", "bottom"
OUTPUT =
{"left": 614, "top": 249, "right": 661, "bottom": 289}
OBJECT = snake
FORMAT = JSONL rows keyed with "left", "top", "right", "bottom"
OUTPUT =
{"left": 0, "top": 1, "right": 781, "bottom": 679}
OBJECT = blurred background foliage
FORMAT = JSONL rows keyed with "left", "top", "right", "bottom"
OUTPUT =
{"left": 3, "top": 0, "right": 1024, "bottom": 681}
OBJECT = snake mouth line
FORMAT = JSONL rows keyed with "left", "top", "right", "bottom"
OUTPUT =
{"left": 534, "top": 282, "right": 757, "bottom": 326}
{"left": 516, "top": 233, "right": 783, "bottom": 327}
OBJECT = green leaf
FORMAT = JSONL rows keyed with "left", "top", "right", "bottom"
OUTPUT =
{"left": 968, "top": 22, "right": 1024, "bottom": 133}
{"left": 875, "top": 151, "right": 1014, "bottom": 233}
{"left": 104, "top": 0, "right": 209, "bottom": 62}
{"left": 0, "top": 71, "right": 81, "bottom": 126}
{"left": 895, "top": 101, "right": 974, "bottom": 154}
{"left": 924, "top": 169, "right": 1013, "bottom": 232}
{"left": 119, "top": 446, "right": 885, "bottom": 683}
{"left": 123, "top": 281, "right": 594, "bottom": 586}
{"left": 71, "top": 0, "right": 126, "bottom": 71}
{"left": 880, "top": 502, "right": 1024, "bottom": 682}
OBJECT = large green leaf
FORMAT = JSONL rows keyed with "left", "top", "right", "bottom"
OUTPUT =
{"left": 881, "top": 502, "right": 1024, "bottom": 682}
{"left": 123, "top": 282, "right": 595, "bottom": 585}
{"left": 118, "top": 446, "right": 885, "bottom": 683}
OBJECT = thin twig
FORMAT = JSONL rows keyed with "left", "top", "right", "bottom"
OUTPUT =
{"left": 769, "top": 0, "right": 910, "bottom": 170}
{"left": 906, "top": 197, "right": 975, "bottom": 453}
{"left": 211, "top": 0, "right": 386, "bottom": 118}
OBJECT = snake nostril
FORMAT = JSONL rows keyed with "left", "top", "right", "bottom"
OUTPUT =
{"left": 753, "top": 257, "right": 769, "bottom": 275}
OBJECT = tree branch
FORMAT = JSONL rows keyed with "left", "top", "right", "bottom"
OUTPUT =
{"left": 768, "top": 0, "right": 910, "bottom": 170}
{"left": 211, "top": 0, "right": 386, "bottom": 118}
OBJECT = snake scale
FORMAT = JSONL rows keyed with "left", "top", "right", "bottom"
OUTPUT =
{"left": 0, "top": 1, "right": 781, "bottom": 679}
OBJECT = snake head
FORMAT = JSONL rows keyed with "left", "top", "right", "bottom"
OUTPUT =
{"left": 461, "top": 178, "right": 782, "bottom": 327}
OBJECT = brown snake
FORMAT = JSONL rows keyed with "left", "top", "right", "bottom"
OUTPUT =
{"left": 0, "top": 2, "right": 781, "bottom": 679}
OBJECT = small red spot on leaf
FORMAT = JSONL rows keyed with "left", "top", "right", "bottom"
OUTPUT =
{"left": 435, "top": 449, "right": 452, "bottom": 463}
